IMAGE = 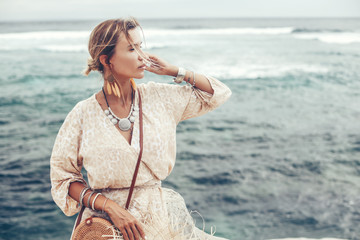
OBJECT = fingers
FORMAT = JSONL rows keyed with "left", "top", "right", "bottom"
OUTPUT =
{"left": 119, "top": 227, "right": 130, "bottom": 240}
{"left": 143, "top": 52, "right": 161, "bottom": 67}
{"left": 145, "top": 64, "right": 163, "bottom": 74}
{"left": 135, "top": 223, "right": 146, "bottom": 239}
{"left": 130, "top": 224, "right": 141, "bottom": 240}
{"left": 107, "top": 203, "right": 146, "bottom": 239}
{"left": 127, "top": 227, "right": 135, "bottom": 240}
{"left": 119, "top": 222, "right": 145, "bottom": 240}
{"left": 144, "top": 59, "right": 160, "bottom": 70}
{"left": 144, "top": 52, "right": 157, "bottom": 59}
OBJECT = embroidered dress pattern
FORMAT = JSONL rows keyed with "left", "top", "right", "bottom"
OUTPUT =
{"left": 50, "top": 75, "right": 232, "bottom": 239}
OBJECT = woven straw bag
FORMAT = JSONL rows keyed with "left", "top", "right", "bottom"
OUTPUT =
{"left": 71, "top": 91, "right": 144, "bottom": 240}
{"left": 72, "top": 217, "right": 118, "bottom": 240}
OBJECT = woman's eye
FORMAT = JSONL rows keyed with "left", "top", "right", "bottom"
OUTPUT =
{"left": 130, "top": 46, "right": 142, "bottom": 51}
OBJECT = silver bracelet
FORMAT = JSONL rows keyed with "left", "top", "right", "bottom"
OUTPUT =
{"left": 82, "top": 191, "right": 92, "bottom": 207}
{"left": 92, "top": 193, "right": 102, "bottom": 211}
{"left": 186, "top": 71, "right": 191, "bottom": 85}
{"left": 87, "top": 191, "right": 95, "bottom": 208}
{"left": 79, "top": 187, "right": 89, "bottom": 206}
{"left": 192, "top": 71, "right": 196, "bottom": 88}
{"left": 173, "top": 67, "right": 186, "bottom": 84}
{"left": 102, "top": 198, "right": 109, "bottom": 213}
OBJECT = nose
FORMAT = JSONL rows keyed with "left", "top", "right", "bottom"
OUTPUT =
{"left": 137, "top": 49, "right": 146, "bottom": 61}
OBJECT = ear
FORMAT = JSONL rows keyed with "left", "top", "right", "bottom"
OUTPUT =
{"left": 99, "top": 55, "right": 110, "bottom": 69}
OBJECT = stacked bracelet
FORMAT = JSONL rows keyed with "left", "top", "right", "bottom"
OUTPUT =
{"left": 79, "top": 188, "right": 108, "bottom": 212}
{"left": 173, "top": 67, "right": 186, "bottom": 84}
{"left": 181, "top": 70, "right": 196, "bottom": 88}
{"left": 185, "top": 71, "right": 191, "bottom": 84}
{"left": 87, "top": 191, "right": 96, "bottom": 208}
{"left": 173, "top": 67, "right": 197, "bottom": 88}
{"left": 91, "top": 193, "right": 102, "bottom": 211}
{"left": 102, "top": 198, "right": 109, "bottom": 213}
{"left": 79, "top": 187, "right": 90, "bottom": 206}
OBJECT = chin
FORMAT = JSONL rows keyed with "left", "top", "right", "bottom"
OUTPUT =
{"left": 134, "top": 73, "right": 145, "bottom": 79}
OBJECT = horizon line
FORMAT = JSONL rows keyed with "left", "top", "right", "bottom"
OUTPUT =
{"left": 1, "top": 16, "right": 360, "bottom": 23}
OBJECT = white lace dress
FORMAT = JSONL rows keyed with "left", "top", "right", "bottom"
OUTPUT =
{"left": 50, "top": 76, "right": 232, "bottom": 239}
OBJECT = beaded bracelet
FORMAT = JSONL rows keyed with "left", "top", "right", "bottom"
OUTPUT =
{"left": 192, "top": 71, "right": 196, "bottom": 88}
{"left": 91, "top": 193, "right": 102, "bottom": 211}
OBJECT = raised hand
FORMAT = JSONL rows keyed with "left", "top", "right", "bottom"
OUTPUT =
{"left": 144, "top": 53, "right": 178, "bottom": 77}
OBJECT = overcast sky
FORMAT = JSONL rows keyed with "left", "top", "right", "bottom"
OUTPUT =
{"left": 1, "top": 0, "right": 359, "bottom": 21}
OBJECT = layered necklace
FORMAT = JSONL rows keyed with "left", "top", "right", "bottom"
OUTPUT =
{"left": 101, "top": 86, "right": 139, "bottom": 131}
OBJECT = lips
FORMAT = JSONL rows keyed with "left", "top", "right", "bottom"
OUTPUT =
{"left": 138, "top": 64, "right": 146, "bottom": 69}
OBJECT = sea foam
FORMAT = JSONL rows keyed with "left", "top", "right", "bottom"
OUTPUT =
{"left": 37, "top": 45, "right": 86, "bottom": 52}
{"left": 198, "top": 63, "right": 329, "bottom": 80}
{"left": 268, "top": 238, "right": 348, "bottom": 240}
{"left": 0, "top": 28, "right": 293, "bottom": 41}
{"left": 0, "top": 31, "right": 90, "bottom": 40}
{"left": 293, "top": 32, "right": 360, "bottom": 44}
{"left": 145, "top": 27, "right": 294, "bottom": 36}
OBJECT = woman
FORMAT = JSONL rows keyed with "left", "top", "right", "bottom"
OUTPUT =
{"left": 50, "top": 17, "right": 231, "bottom": 240}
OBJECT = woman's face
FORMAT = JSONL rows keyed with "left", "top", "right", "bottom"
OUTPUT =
{"left": 108, "top": 28, "right": 146, "bottom": 80}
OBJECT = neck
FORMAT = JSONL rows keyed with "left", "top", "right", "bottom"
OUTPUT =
{"left": 103, "top": 79, "right": 133, "bottom": 107}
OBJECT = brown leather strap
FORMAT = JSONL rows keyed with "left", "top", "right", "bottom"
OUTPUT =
{"left": 75, "top": 205, "right": 85, "bottom": 229}
{"left": 125, "top": 91, "right": 143, "bottom": 209}
{"left": 74, "top": 90, "right": 143, "bottom": 229}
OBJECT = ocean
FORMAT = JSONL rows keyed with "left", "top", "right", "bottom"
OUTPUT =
{"left": 0, "top": 18, "right": 359, "bottom": 240}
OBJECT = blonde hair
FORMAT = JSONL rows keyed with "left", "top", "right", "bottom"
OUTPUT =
{"left": 83, "top": 17, "right": 148, "bottom": 76}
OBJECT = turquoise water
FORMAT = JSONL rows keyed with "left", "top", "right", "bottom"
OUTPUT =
{"left": 1, "top": 18, "right": 360, "bottom": 240}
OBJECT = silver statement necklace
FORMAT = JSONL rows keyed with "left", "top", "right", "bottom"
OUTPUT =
{"left": 101, "top": 86, "right": 139, "bottom": 131}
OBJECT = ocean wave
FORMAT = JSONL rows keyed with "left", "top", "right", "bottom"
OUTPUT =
{"left": 292, "top": 28, "right": 344, "bottom": 33}
{"left": 37, "top": 45, "right": 86, "bottom": 52}
{"left": 0, "top": 28, "right": 294, "bottom": 41}
{"left": 268, "top": 238, "right": 348, "bottom": 240}
{"left": 200, "top": 64, "right": 329, "bottom": 79}
{"left": 1, "top": 28, "right": 358, "bottom": 50}
{"left": 145, "top": 27, "right": 294, "bottom": 36}
{"left": 0, "top": 43, "right": 170, "bottom": 52}
{"left": 143, "top": 42, "right": 175, "bottom": 49}
{"left": 1, "top": 27, "right": 358, "bottom": 42}
{"left": 0, "top": 31, "right": 90, "bottom": 40}
{"left": 293, "top": 32, "right": 360, "bottom": 44}
{"left": 41, "top": 43, "right": 169, "bottom": 52}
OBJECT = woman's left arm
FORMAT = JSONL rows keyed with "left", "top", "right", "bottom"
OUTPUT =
{"left": 145, "top": 53, "right": 231, "bottom": 123}
{"left": 145, "top": 53, "right": 214, "bottom": 94}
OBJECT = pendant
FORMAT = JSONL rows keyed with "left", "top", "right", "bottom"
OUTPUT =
{"left": 118, "top": 118, "right": 131, "bottom": 131}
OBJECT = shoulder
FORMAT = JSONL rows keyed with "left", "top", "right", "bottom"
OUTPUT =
{"left": 137, "top": 81, "right": 189, "bottom": 98}
{"left": 65, "top": 93, "right": 95, "bottom": 119}
{"left": 138, "top": 81, "right": 174, "bottom": 91}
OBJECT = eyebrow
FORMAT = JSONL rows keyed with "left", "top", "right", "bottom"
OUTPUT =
{"left": 128, "top": 42, "right": 143, "bottom": 48}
